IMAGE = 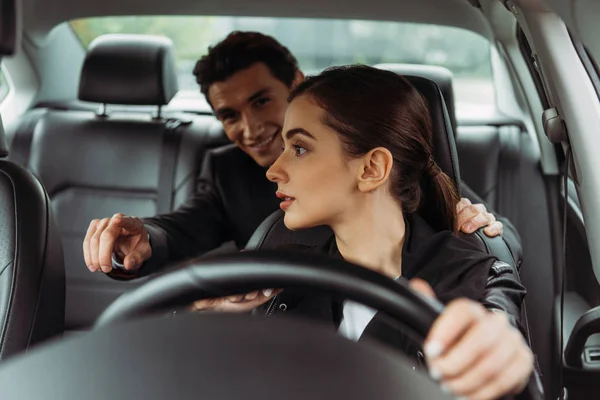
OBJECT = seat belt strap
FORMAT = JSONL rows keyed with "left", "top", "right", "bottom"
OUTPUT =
{"left": 157, "top": 118, "right": 190, "bottom": 213}
{"left": 498, "top": 125, "right": 521, "bottom": 226}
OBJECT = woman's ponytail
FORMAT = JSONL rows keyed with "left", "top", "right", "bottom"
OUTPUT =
{"left": 421, "top": 158, "right": 460, "bottom": 232}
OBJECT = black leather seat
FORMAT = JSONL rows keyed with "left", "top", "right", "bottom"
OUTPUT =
{"left": 374, "top": 63, "right": 457, "bottom": 133}
{"left": 5, "top": 34, "right": 227, "bottom": 330}
{"left": 0, "top": 114, "right": 65, "bottom": 361}
{"left": 456, "top": 120, "right": 554, "bottom": 382}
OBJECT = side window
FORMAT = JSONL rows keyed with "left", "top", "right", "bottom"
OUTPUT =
{"left": 0, "top": 69, "right": 10, "bottom": 104}
{"left": 571, "top": 32, "right": 600, "bottom": 101}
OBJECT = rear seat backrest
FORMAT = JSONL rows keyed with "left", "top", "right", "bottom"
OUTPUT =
{"left": 6, "top": 34, "right": 228, "bottom": 330}
{"left": 457, "top": 120, "right": 555, "bottom": 387}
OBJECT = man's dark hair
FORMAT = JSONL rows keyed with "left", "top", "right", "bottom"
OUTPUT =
{"left": 193, "top": 31, "right": 300, "bottom": 104}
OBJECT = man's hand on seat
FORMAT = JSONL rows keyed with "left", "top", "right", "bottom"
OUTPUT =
{"left": 83, "top": 213, "right": 152, "bottom": 273}
{"left": 456, "top": 198, "right": 504, "bottom": 237}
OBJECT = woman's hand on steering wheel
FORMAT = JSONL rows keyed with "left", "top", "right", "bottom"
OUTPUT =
{"left": 410, "top": 279, "right": 533, "bottom": 400}
{"left": 190, "top": 289, "right": 282, "bottom": 313}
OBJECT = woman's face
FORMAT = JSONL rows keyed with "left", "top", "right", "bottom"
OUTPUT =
{"left": 266, "top": 95, "right": 362, "bottom": 230}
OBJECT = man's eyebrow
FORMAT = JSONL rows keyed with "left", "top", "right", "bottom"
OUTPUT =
{"left": 284, "top": 128, "right": 316, "bottom": 141}
{"left": 213, "top": 88, "right": 271, "bottom": 117}
{"left": 214, "top": 107, "right": 234, "bottom": 118}
{"left": 247, "top": 88, "right": 271, "bottom": 103}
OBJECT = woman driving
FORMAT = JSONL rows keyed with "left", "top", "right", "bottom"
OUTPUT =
{"left": 193, "top": 65, "right": 537, "bottom": 400}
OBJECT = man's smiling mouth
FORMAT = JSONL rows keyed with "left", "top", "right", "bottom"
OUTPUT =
{"left": 247, "top": 130, "right": 280, "bottom": 150}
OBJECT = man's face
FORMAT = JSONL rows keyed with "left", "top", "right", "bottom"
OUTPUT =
{"left": 208, "top": 62, "right": 296, "bottom": 167}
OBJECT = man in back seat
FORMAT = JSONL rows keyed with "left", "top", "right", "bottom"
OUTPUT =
{"left": 83, "top": 31, "right": 522, "bottom": 278}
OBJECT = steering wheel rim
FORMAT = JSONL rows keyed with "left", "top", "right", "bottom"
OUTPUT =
{"left": 96, "top": 250, "right": 444, "bottom": 339}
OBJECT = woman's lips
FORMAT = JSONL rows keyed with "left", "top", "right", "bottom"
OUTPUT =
{"left": 279, "top": 198, "right": 295, "bottom": 211}
{"left": 276, "top": 191, "right": 295, "bottom": 211}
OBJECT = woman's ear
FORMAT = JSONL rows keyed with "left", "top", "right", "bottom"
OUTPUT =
{"left": 356, "top": 147, "right": 393, "bottom": 193}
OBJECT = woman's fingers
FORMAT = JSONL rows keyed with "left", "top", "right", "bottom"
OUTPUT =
{"left": 466, "top": 350, "right": 533, "bottom": 400}
{"left": 441, "top": 320, "right": 520, "bottom": 395}
{"left": 443, "top": 328, "right": 524, "bottom": 398}
{"left": 429, "top": 312, "right": 506, "bottom": 380}
{"left": 426, "top": 299, "right": 534, "bottom": 400}
{"left": 424, "top": 299, "right": 486, "bottom": 361}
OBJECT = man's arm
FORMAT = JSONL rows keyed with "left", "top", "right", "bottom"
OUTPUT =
{"left": 459, "top": 182, "right": 523, "bottom": 268}
{"left": 109, "top": 151, "right": 231, "bottom": 279}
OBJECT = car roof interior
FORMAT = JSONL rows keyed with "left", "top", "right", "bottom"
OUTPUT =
{"left": 24, "top": 0, "right": 492, "bottom": 39}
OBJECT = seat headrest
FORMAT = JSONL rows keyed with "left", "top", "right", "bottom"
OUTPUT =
{"left": 375, "top": 63, "right": 457, "bottom": 133}
{"left": 78, "top": 34, "right": 178, "bottom": 106}
{"left": 402, "top": 75, "right": 461, "bottom": 193}
{"left": 0, "top": 115, "right": 8, "bottom": 157}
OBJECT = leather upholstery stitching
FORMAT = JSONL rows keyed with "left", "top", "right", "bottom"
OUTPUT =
{"left": 25, "top": 185, "right": 50, "bottom": 349}
{"left": 0, "top": 168, "right": 19, "bottom": 357}
{"left": 0, "top": 261, "right": 11, "bottom": 277}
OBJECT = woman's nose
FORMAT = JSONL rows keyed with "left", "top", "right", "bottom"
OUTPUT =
{"left": 266, "top": 155, "right": 286, "bottom": 183}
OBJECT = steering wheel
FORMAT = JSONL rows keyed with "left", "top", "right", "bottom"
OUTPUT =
{"left": 96, "top": 250, "right": 444, "bottom": 335}
{"left": 0, "top": 251, "right": 454, "bottom": 400}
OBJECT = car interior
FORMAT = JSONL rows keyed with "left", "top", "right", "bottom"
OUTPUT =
{"left": 0, "top": 0, "right": 599, "bottom": 399}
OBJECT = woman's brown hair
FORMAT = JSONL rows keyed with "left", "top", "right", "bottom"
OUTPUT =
{"left": 288, "top": 65, "right": 459, "bottom": 231}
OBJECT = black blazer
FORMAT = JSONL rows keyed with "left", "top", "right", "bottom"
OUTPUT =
{"left": 128, "top": 144, "right": 279, "bottom": 277}
{"left": 114, "top": 144, "right": 522, "bottom": 278}
{"left": 256, "top": 213, "right": 526, "bottom": 336}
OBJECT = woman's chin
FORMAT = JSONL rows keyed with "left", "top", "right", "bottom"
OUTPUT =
{"left": 283, "top": 212, "right": 315, "bottom": 231}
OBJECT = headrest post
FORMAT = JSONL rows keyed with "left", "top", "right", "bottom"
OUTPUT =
{"left": 96, "top": 103, "right": 108, "bottom": 118}
{"left": 154, "top": 105, "right": 162, "bottom": 120}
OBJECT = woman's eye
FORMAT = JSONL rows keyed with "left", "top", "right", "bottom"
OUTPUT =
{"left": 293, "top": 145, "right": 307, "bottom": 157}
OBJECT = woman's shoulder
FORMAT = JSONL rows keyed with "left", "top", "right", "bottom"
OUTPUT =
{"left": 405, "top": 213, "right": 498, "bottom": 303}
{"left": 406, "top": 213, "right": 495, "bottom": 261}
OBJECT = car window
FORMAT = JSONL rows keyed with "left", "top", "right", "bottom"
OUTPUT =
{"left": 70, "top": 16, "right": 495, "bottom": 115}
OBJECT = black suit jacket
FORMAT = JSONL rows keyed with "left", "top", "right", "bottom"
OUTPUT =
{"left": 115, "top": 144, "right": 522, "bottom": 278}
